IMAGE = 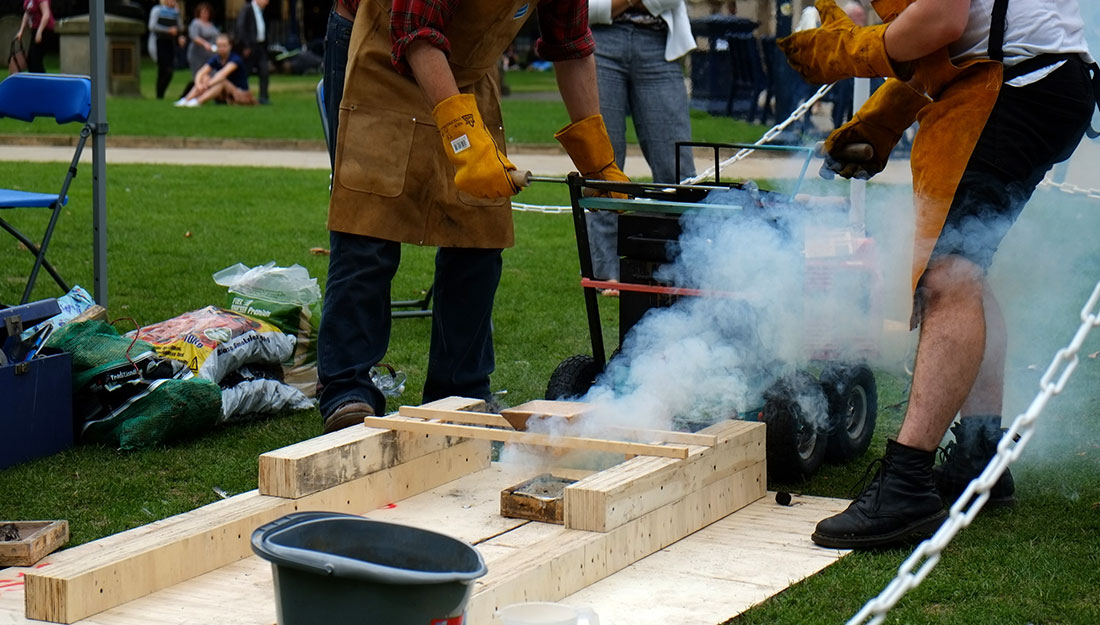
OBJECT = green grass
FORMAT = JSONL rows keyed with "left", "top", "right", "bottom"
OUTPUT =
{"left": 1, "top": 162, "right": 1099, "bottom": 623}
{"left": 1, "top": 58, "right": 768, "bottom": 144}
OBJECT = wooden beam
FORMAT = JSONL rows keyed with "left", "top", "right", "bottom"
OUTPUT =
{"left": 364, "top": 417, "right": 690, "bottom": 460}
{"left": 465, "top": 457, "right": 766, "bottom": 623}
{"left": 499, "top": 399, "right": 590, "bottom": 430}
{"left": 397, "top": 405, "right": 514, "bottom": 429}
{"left": 22, "top": 440, "right": 491, "bottom": 624}
{"left": 563, "top": 420, "right": 765, "bottom": 532}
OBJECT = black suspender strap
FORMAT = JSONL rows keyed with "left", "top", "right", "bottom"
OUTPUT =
{"left": 988, "top": 0, "right": 1009, "bottom": 62}
{"left": 1087, "top": 62, "right": 1100, "bottom": 140}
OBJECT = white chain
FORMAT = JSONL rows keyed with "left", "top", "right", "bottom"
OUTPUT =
{"left": 681, "top": 83, "right": 834, "bottom": 185}
{"left": 510, "top": 202, "right": 573, "bottom": 214}
{"left": 848, "top": 279, "right": 1100, "bottom": 625}
{"left": 1038, "top": 178, "right": 1100, "bottom": 200}
{"left": 509, "top": 85, "right": 831, "bottom": 212}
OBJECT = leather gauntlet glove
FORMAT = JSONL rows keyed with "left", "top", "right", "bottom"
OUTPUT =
{"left": 432, "top": 93, "right": 518, "bottom": 198}
{"left": 778, "top": 0, "right": 911, "bottom": 85}
{"left": 554, "top": 114, "right": 630, "bottom": 199}
{"left": 822, "top": 78, "right": 930, "bottom": 179}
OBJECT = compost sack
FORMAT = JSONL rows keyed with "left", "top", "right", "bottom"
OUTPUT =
{"left": 134, "top": 306, "right": 296, "bottom": 383}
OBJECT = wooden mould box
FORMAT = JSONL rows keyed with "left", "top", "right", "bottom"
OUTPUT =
{"left": 7, "top": 397, "right": 776, "bottom": 624}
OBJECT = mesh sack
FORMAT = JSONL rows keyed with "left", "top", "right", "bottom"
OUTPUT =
{"left": 82, "top": 378, "right": 222, "bottom": 450}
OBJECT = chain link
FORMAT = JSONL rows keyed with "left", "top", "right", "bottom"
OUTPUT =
{"left": 510, "top": 202, "right": 572, "bottom": 214}
{"left": 509, "top": 85, "right": 831, "bottom": 212}
{"left": 682, "top": 83, "right": 834, "bottom": 185}
{"left": 1037, "top": 178, "right": 1100, "bottom": 200}
{"left": 848, "top": 279, "right": 1100, "bottom": 625}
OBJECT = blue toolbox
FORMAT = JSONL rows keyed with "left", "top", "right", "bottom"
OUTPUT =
{"left": 1, "top": 299, "right": 73, "bottom": 469}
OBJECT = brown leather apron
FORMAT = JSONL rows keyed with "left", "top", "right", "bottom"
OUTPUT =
{"left": 870, "top": 0, "right": 1002, "bottom": 291}
{"left": 329, "top": 0, "right": 536, "bottom": 249}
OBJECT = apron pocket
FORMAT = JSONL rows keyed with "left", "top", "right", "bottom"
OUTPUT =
{"left": 336, "top": 107, "right": 415, "bottom": 198}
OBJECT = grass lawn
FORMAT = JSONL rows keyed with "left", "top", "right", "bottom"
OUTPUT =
{"left": 1, "top": 162, "right": 1099, "bottom": 624}
{"left": 0, "top": 59, "right": 769, "bottom": 145}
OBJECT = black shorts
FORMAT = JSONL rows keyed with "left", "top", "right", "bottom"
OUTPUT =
{"left": 929, "top": 55, "right": 1096, "bottom": 270}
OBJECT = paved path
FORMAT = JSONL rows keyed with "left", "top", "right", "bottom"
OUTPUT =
{"left": 6, "top": 139, "right": 1099, "bottom": 189}
{"left": 0, "top": 142, "right": 918, "bottom": 184}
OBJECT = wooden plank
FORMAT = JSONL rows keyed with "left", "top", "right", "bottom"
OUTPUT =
{"left": 364, "top": 417, "right": 690, "bottom": 460}
{"left": 258, "top": 418, "right": 475, "bottom": 499}
{"left": 398, "top": 406, "right": 514, "bottom": 429}
{"left": 416, "top": 396, "right": 488, "bottom": 412}
{"left": 22, "top": 440, "right": 491, "bottom": 624}
{"left": 498, "top": 400, "right": 590, "bottom": 430}
{"left": 465, "top": 458, "right": 766, "bottom": 623}
{"left": 563, "top": 420, "right": 765, "bottom": 532}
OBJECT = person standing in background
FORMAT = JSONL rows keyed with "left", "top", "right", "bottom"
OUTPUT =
{"left": 14, "top": 0, "right": 55, "bottom": 73}
{"left": 584, "top": 0, "right": 696, "bottom": 295}
{"left": 180, "top": 2, "right": 220, "bottom": 99}
{"left": 236, "top": 0, "right": 270, "bottom": 105}
{"left": 148, "top": 0, "right": 183, "bottom": 99}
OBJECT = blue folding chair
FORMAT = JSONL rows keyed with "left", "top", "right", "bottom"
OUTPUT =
{"left": 0, "top": 73, "right": 92, "bottom": 305}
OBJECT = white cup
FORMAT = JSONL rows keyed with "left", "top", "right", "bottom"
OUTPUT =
{"left": 498, "top": 602, "right": 599, "bottom": 625}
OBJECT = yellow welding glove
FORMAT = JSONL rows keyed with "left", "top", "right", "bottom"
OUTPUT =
{"left": 432, "top": 93, "right": 519, "bottom": 198}
{"left": 778, "top": 0, "right": 912, "bottom": 85}
{"left": 822, "top": 78, "right": 930, "bottom": 179}
{"left": 554, "top": 114, "right": 630, "bottom": 199}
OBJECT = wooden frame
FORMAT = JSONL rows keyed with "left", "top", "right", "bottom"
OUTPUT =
{"left": 15, "top": 397, "right": 772, "bottom": 625}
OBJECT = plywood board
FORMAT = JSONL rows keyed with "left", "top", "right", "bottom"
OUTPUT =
{"left": 499, "top": 400, "right": 591, "bottom": 430}
{"left": 564, "top": 494, "right": 850, "bottom": 625}
{"left": 0, "top": 470, "right": 848, "bottom": 625}
{"left": 563, "top": 420, "right": 765, "bottom": 532}
{"left": 21, "top": 440, "right": 491, "bottom": 623}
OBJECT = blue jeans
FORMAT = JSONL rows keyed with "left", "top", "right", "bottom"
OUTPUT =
{"left": 323, "top": 8, "right": 353, "bottom": 168}
{"left": 316, "top": 232, "right": 503, "bottom": 419}
{"left": 586, "top": 23, "right": 696, "bottom": 281}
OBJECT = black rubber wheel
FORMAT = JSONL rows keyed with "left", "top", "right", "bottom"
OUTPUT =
{"left": 545, "top": 354, "right": 602, "bottom": 400}
{"left": 820, "top": 364, "right": 878, "bottom": 463}
{"left": 760, "top": 371, "right": 829, "bottom": 482}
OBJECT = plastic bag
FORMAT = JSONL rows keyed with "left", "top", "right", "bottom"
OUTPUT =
{"left": 133, "top": 306, "right": 296, "bottom": 384}
{"left": 213, "top": 263, "right": 322, "bottom": 397}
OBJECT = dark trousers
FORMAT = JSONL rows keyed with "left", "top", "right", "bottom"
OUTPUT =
{"left": 243, "top": 46, "right": 269, "bottom": 101}
{"left": 930, "top": 57, "right": 1096, "bottom": 270}
{"left": 323, "top": 8, "right": 353, "bottom": 168}
{"left": 316, "top": 231, "right": 502, "bottom": 418}
{"left": 155, "top": 37, "right": 175, "bottom": 99}
{"left": 25, "top": 31, "right": 53, "bottom": 73}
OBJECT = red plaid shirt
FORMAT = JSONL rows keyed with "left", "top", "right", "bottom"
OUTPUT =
{"left": 389, "top": 0, "right": 594, "bottom": 74}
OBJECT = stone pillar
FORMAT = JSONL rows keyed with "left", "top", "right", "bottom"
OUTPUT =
{"left": 55, "top": 14, "right": 145, "bottom": 97}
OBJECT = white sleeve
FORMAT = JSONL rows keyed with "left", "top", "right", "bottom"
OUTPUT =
{"left": 641, "top": 0, "right": 684, "bottom": 15}
{"left": 589, "top": 0, "right": 613, "bottom": 25}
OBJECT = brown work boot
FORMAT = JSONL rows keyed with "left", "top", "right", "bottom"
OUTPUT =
{"left": 322, "top": 401, "right": 375, "bottom": 434}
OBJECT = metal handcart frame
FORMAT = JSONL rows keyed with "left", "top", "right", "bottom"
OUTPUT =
{"left": 550, "top": 142, "right": 880, "bottom": 481}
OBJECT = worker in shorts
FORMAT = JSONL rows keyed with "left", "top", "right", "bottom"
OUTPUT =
{"left": 779, "top": 0, "right": 1098, "bottom": 548}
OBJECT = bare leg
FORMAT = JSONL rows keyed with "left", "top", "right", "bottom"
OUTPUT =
{"left": 195, "top": 82, "right": 226, "bottom": 105}
{"left": 960, "top": 285, "right": 1005, "bottom": 418}
{"left": 897, "top": 255, "right": 987, "bottom": 452}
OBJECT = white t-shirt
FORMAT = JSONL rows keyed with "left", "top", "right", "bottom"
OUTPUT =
{"left": 949, "top": 0, "right": 1094, "bottom": 86}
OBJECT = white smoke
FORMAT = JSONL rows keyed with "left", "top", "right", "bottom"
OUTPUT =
{"left": 573, "top": 169, "right": 919, "bottom": 433}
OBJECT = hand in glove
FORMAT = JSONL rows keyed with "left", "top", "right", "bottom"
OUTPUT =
{"left": 778, "top": 0, "right": 911, "bottom": 85}
{"left": 432, "top": 93, "right": 519, "bottom": 198}
{"left": 554, "top": 114, "right": 630, "bottom": 199}
{"left": 820, "top": 78, "right": 930, "bottom": 179}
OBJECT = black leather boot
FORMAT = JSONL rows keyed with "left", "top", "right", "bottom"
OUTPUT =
{"left": 934, "top": 416, "right": 1016, "bottom": 507}
{"left": 812, "top": 439, "right": 946, "bottom": 549}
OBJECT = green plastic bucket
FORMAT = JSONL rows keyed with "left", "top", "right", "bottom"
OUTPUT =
{"left": 251, "top": 512, "right": 487, "bottom": 624}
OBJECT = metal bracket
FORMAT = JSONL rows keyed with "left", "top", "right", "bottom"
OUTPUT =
{"left": 4, "top": 314, "right": 23, "bottom": 337}
{"left": 14, "top": 361, "right": 29, "bottom": 375}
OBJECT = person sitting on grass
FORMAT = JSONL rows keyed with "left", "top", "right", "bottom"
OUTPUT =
{"left": 175, "top": 34, "right": 255, "bottom": 107}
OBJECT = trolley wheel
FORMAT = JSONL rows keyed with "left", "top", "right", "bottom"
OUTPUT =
{"left": 545, "top": 354, "right": 602, "bottom": 400}
{"left": 761, "top": 371, "right": 829, "bottom": 482}
{"left": 820, "top": 364, "right": 878, "bottom": 463}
